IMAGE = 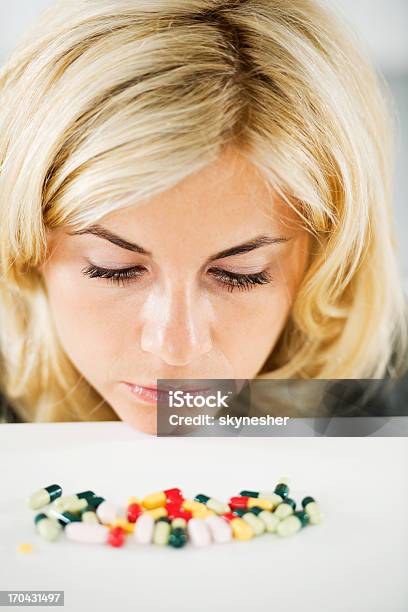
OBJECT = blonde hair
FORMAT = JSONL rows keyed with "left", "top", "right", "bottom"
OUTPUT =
{"left": 0, "top": 0, "right": 407, "bottom": 422}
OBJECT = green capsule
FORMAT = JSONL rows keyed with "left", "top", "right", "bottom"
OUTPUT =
{"left": 169, "top": 527, "right": 188, "bottom": 548}
{"left": 294, "top": 510, "right": 309, "bottom": 527}
{"left": 53, "top": 495, "right": 88, "bottom": 513}
{"left": 239, "top": 490, "right": 259, "bottom": 498}
{"left": 47, "top": 508, "right": 81, "bottom": 528}
{"left": 194, "top": 493, "right": 229, "bottom": 514}
{"left": 81, "top": 510, "right": 99, "bottom": 524}
{"left": 34, "top": 513, "right": 61, "bottom": 541}
{"left": 274, "top": 483, "right": 289, "bottom": 500}
{"left": 27, "top": 484, "right": 62, "bottom": 510}
{"left": 274, "top": 497, "right": 296, "bottom": 519}
{"left": 277, "top": 514, "right": 302, "bottom": 537}
{"left": 86, "top": 496, "right": 105, "bottom": 510}
{"left": 241, "top": 511, "right": 265, "bottom": 535}
{"left": 302, "top": 497, "right": 323, "bottom": 524}
{"left": 76, "top": 491, "right": 95, "bottom": 500}
{"left": 153, "top": 517, "right": 171, "bottom": 545}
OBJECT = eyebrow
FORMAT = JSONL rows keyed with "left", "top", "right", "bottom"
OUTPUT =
{"left": 67, "top": 224, "right": 291, "bottom": 262}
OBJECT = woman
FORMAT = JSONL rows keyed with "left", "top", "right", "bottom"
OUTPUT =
{"left": 0, "top": 0, "right": 407, "bottom": 434}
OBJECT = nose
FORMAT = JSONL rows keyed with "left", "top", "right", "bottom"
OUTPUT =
{"left": 140, "top": 283, "right": 213, "bottom": 366}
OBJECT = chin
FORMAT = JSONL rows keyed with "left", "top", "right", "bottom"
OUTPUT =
{"left": 113, "top": 403, "right": 158, "bottom": 436}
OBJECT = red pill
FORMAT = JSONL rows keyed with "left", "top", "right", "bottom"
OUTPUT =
{"left": 108, "top": 526, "right": 125, "bottom": 547}
{"left": 127, "top": 503, "right": 143, "bottom": 523}
{"left": 221, "top": 512, "right": 236, "bottom": 523}
{"left": 164, "top": 488, "right": 184, "bottom": 503}
{"left": 229, "top": 496, "right": 249, "bottom": 510}
{"left": 167, "top": 507, "right": 192, "bottom": 521}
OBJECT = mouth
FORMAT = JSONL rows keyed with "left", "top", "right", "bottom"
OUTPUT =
{"left": 121, "top": 382, "right": 214, "bottom": 405}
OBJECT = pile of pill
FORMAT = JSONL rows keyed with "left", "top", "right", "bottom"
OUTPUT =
{"left": 26, "top": 480, "right": 323, "bottom": 548}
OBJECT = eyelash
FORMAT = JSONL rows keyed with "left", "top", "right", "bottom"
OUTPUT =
{"left": 81, "top": 264, "right": 274, "bottom": 293}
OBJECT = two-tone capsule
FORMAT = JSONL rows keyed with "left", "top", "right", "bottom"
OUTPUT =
{"left": 277, "top": 510, "right": 309, "bottom": 537}
{"left": 34, "top": 513, "right": 61, "bottom": 541}
{"left": 239, "top": 490, "right": 283, "bottom": 509}
{"left": 27, "top": 485, "right": 62, "bottom": 510}
{"left": 229, "top": 496, "right": 274, "bottom": 512}
{"left": 142, "top": 488, "right": 183, "bottom": 510}
{"left": 53, "top": 491, "right": 95, "bottom": 513}
{"left": 153, "top": 517, "right": 171, "bottom": 545}
{"left": 169, "top": 518, "right": 188, "bottom": 548}
{"left": 302, "top": 497, "right": 323, "bottom": 524}
{"left": 194, "top": 494, "right": 230, "bottom": 515}
{"left": 249, "top": 507, "right": 280, "bottom": 533}
{"left": 273, "top": 498, "right": 296, "bottom": 519}
{"left": 221, "top": 512, "right": 253, "bottom": 540}
{"left": 232, "top": 508, "right": 265, "bottom": 535}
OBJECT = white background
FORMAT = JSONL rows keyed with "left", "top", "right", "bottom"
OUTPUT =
{"left": 0, "top": 422, "right": 407, "bottom": 612}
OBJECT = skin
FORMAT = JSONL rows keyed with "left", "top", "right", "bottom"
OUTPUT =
{"left": 39, "top": 146, "right": 310, "bottom": 434}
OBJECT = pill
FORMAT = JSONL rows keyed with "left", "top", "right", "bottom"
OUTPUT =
{"left": 142, "top": 488, "right": 183, "bottom": 510}
{"left": 187, "top": 518, "right": 212, "bottom": 547}
{"left": 27, "top": 484, "right": 62, "bottom": 510}
{"left": 166, "top": 503, "right": 192, "bottom": 521}
{"left": 54, "top": 496, "right": 88, "bottom": 513}
{"left": 277, "top": 510, "right": 309, "bottom": 537}
{"left": 302, "top": 497, "right": 323, "bottom": 524}
{"left": 127, "top": 503, "right": 143, "bottom": 523}
{"left": 222, "top": 513, "right": 253, "bottom": 541}
{"left": 133, "top": 513, "right": 154, "bottom": 544}
{"left": 274, "top": 498, "right": 296, "bottom": 519}
{"left": 153, "top": 517, "right": 171, "bottom": 545}
{"left": 17, "top": 543, "right": 33, "bottom": 554}
{"left": 46, "top": 508, "right": 81, "bottom": 527}
{"left": 274, "top": 482, "right": 289, "bottom": 500}
{"left": 108, "top": 526, "right": 125, "bottom": 547}
{"left": 247, "top": 497, "right": 273, "bottom": 511}
{"left": 169, "top": 520, "right": 188, "bottom": 548}
{"left": 194, "top": 494, "right": 230, "bottom": 515}
{"left": 250, "top": 507, "right": 280, "bottom": 533}
{"left": 34, "top": 513, "right": 61, "bottom": 541}
{"left": 239, "top": 491, "right": 282, "bottom": 508}
{"left": 111, "top": 518, "right": 134, "bottom": 534}
{"left": 205, "top": 515, "right": 232, "bottom": 543}
{"left": 147, "top": 507, "right": 168, "bottom": 520}
{"left": 234, "top": 509, "right": 265, "bottom": 535}
{"left": 95, "top": 501, "right": 118, "bottom": 525}
{"left": 65, "top": 522, "right": 109, "bottom": 543}
{"left": 81, "top": 511, "right": 99, "bottom": 524}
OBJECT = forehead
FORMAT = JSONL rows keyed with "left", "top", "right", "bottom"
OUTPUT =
{"left": 99, "top": 147, "right": 298, "bottom": 241}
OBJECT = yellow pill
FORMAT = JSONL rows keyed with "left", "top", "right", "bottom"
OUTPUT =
{"left": 112, "top": 518, "right": 134, "bottom": 533}
{"left": 230, "top": 518, "right": 253, "bottom": 540}
{"left": 192, "top": 507, "right": 215, "bottom": 519}
{"left": 17, "top": 543, "right": 33, "bottom": 554}
{"left": 147, "top": 507, "right": 168, "bottom": 520}
{"left": 247, "top": 497, "right": 273, "bottom": 511}
{"left": 142, "top": 492, "right": 166, "bottom": 509}
{"left": 182, "top": 499, "right": 199, "bottom": 511}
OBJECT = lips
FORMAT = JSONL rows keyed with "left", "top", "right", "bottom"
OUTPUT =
{"left": 123, "top": 382, "right": 212, "bottom": 393}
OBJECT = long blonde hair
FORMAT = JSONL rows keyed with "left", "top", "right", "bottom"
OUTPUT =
{"left": 1, "top": 0, "right": 407, "bottom": 422}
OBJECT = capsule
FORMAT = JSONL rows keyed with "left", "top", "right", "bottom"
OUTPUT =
{"left": 222, "top": 512, "right": 253, "bottom": 541}
{"left": 205, "top": 515, "right": 232, "bottom": 543}
{"left": 229, "top": 496, "right": 273, "bottom": 512}
{"left": 133, "top": 513, "right": 154, "bottom": 544}
{"left": 53, "top": 491, "right": 95, "bottom": 513}
{"left": 274, "top": 482, "right": 289, "bottom": 500}
{"left": 153, "top": 517, "right": 171, "bottom": 545}
{"left": 34, "top": 513, "right": 61, "bottom": 541}
{"left": 232, "top": 508, "right": 265, "bottom": 535}
{"left": 182, "top": 499, "right": 215, "bottom": 519}
{"left": 302, "top": 497, "right": 323, "bottom": 525}
{"left": 81, "top": 510, "right": 99, "bottom": 524}
{"left": 108, "top": 526, "right": 125, "bottom": 547}
{"left": 239, "top": 490, "right": 283, "bottom": 509}
{"left": 127, "top": 502, "right": 143, "bottom": 523}
{"left": 46, "top": 508, "right": 81, "bottom": 528}
{"left": 194, "top": 494, "right": 230, "bottom": 515}
{"left": 277, "top": 510, "right": 309, "bottom": 537}
{"left": 166, "top": 502, "right": 192, "bottom": 521}
{"left": 273, "top": 498, "right": 296, "bottom": 519}
{"left": 249, "top": 507, "right": 280, "bottom": 533}
{"left": 169, "top": 518, "right": 188, "bottom": 548}
{"left": 142, "top": 488, "right": 183, "bottom": 510}
{"left": 65, "top": 522, "right": 108, "bottom": 544}
{"left": 187, "top": 518, "right": 212, "bottom": 547}
{"left": 27, "top": 484, "right": 62, "bottom": 510}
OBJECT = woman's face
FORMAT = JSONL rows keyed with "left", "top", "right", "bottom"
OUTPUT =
{"left": 40, "top": 147, "right": 310, "bottom": 434}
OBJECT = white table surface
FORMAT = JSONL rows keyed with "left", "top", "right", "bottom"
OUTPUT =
{"left": 0, "top": 422, "right": 407, "bottom": 612}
